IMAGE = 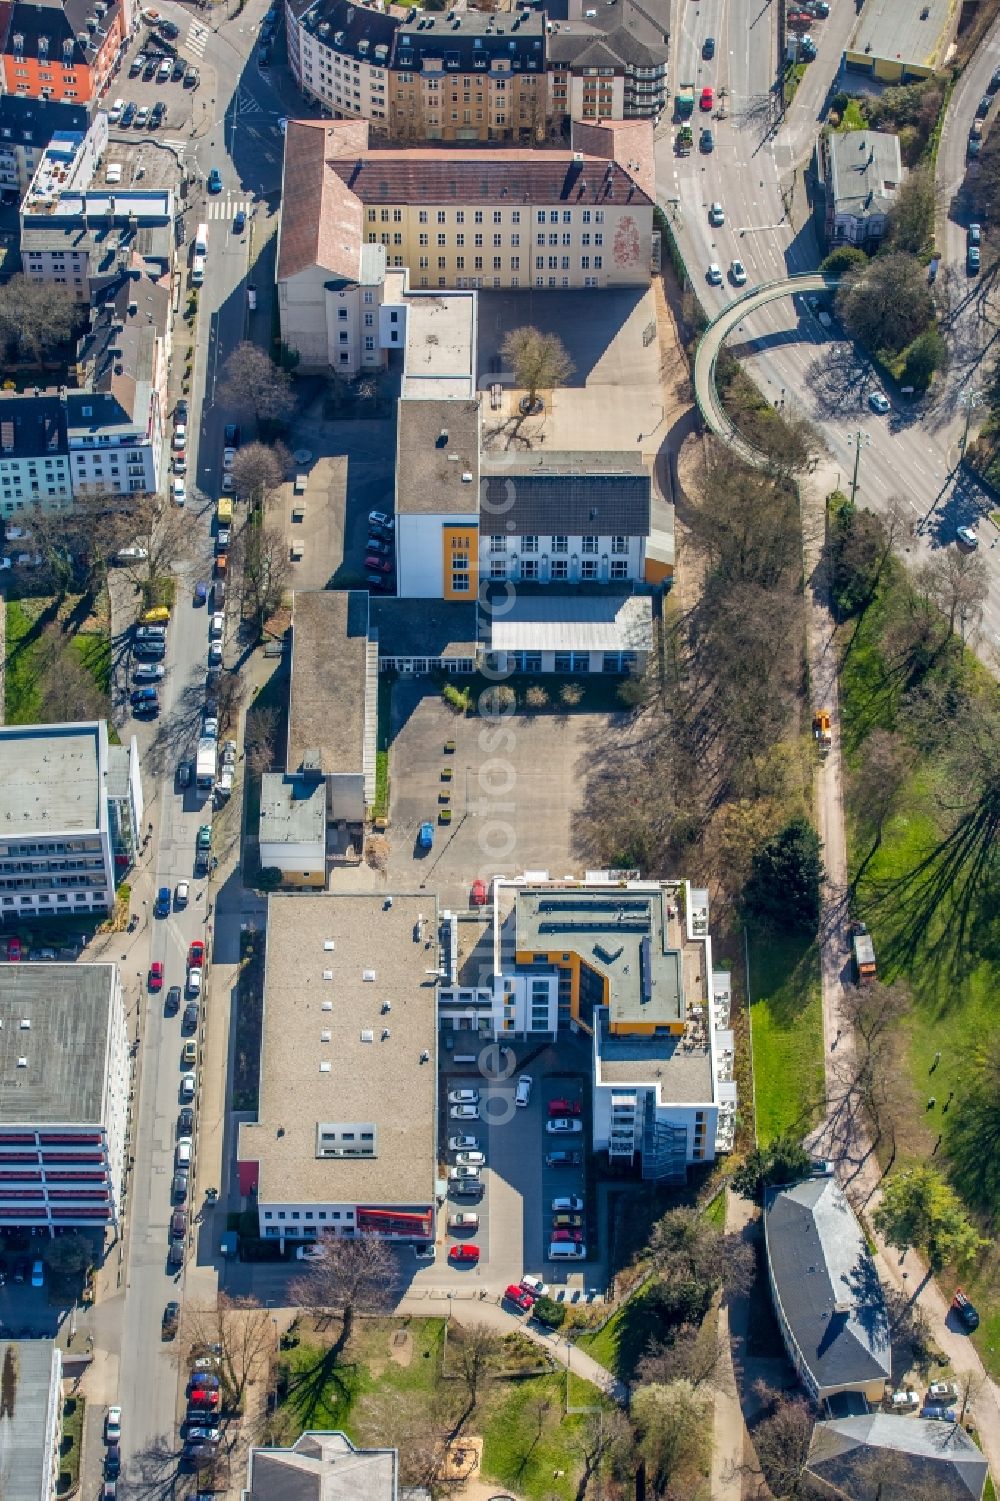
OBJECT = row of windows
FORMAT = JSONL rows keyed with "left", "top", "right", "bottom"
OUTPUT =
{"left": 366, "top": 207, "right": 605, "bottom": 226}
{"left": 1, "top": 891, "right": 103, "bottom": 904}
{"left": 261, "top": 1207, "right": 356, "bottom": 1221}
{"left": 490, "top": 535, "right": 630, "bottom": 554}
{"left": 490, "top": 558, "right": 629, "bottom": 580}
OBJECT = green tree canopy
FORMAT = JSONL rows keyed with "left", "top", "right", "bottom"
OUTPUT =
{"left": 872, "top": 1164, "right": 984, "bottom": 1270}
{"left": 743, "top": 816, "right": 823, "bottom": 933}
{"left": 730, "top": 1134, "right": 814, "bottom": 1201}
{"left": 836, "top": 252, "right": 935, "bottom": 356}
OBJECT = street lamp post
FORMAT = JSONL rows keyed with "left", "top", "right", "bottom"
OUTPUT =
{"left": 846, "top": 430, "right": 872, "bottom": 505}
{"left": 959, "top": 389, "right": 982, "bottom": 460}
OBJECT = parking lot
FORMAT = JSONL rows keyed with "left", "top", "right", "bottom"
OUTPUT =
{"left": 387, "top": 683, "right": 609, "bottom": 908}
{"left": 440, "top": 1038, "right": 594, "bottom": 1290}
{"left": 105, "top": 20, "right": 211, "bottom": 162}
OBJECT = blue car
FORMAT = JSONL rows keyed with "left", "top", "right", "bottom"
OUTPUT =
{"left": 207, "top": 168, "right": 223, "bottom": 194}
{"left": 194, "top": 580, "right": 208, "bottom": 606}
{"left": 155, "top": 886, "right": 171, "bottom": 918}
{"left": 233, "top": 209, "right": 246, "bottom": 233}
{"left": 418, "top": 821, "right": 434, "bottom": 851}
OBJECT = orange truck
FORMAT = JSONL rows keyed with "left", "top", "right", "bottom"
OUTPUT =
{"left": 813, "top": 708, "right": 832, "bottom": 751}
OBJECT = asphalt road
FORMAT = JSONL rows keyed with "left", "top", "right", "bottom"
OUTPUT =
{"left": 662, "top": 0, "right": 1000, "bottom": 644}
{"left": 90, "top": 0, "right": 295, "bottom": 1489}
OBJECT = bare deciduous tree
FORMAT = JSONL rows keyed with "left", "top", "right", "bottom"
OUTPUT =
{"left": 245, "top": 703, "right": 279, "bottom": 777}
{"left": 636, "top": 1325, "right": 724, "bottom": 1392}
{"left": 631, "top": 1380, "right": 711, "bottom": 1500}
{"left": 448, "top": 1322, "right": 504, "bottom": 1414}
{"left": 915, "top": 547, "right": 989, "bottom": 642}
{"left": 0, "top": 275, "right": 81, "bottom": 365}
{"left": 290, "top": 1233, "right": 395, "bottom": 1356}
{"left": 231, "top": 441, "right": 289, "bottom": 511}
{"left": 219, "top": 342, "right": 294, "bottom": 426}
{"left": 231, "top": 520, "right": 290, "bottom": 635}
{"left": 179, "top": 1295, "right": 276, "bottom": 1413}
{"left": 501, "top": 325, "right": 574, "bottom": 413}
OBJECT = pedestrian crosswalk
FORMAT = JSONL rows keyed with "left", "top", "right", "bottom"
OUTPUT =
{"left": 163, "top": 138, "right": 187, "bottom": 155}
{"left": 205, "top": 197, "right": 254, "bottom": 220}
{"left": 186, "top": 21, "right": 209, "bottom": 57}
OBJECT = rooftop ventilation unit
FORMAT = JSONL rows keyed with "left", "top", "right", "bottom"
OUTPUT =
{"left": 361, "top": 1029, "right": 374, "bottom": 1042}
{"left": 363, "top": 969, "right": 376, "bottom": 982}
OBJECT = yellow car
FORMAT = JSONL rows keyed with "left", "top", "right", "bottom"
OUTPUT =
{"left": 140, "top": 605, "right": 171, "bottom": 625}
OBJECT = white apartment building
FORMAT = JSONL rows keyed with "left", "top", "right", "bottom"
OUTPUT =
{"left": 437, "top": 876, "right": 736, "bottom": 1179}
{"left": 0, "top": 721, "right": 143, "bottom": 919}
{"left": 0, "top": 394, "right": 74, "bottom": 518}
{"left": 0, "top": 1339, "right": 63, "bottom": 1500}
{"left": 0, "top": 963, "right": 130, "bottom": 1230}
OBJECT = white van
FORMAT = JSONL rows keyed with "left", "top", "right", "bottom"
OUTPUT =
{"left": 549, "top": 1241, "right": 586, "bottom": 1259}
{"left": 194, "top": 222, "right": 209, "bottom": 255}
{"left": 191, "top": 254, "right": 206, "bottom": 286}
{"left": 175, "top": 1138, "right": 192, "bottom": 1168}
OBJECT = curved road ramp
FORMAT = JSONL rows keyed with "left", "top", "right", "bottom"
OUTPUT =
{"left": 693, "top": 274, "right": 842, "bottom": 465}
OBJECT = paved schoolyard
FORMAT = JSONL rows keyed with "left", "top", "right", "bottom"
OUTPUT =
{"left": 385, "top": 681, "right": 610, "bottom": 908}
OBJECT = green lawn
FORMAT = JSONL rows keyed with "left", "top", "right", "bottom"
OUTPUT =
{"left": 577, "top": 1281, "right": 657, "bottom": 1379}
{"left": 838, "top": 98, "right": 867, "bottom": 130}
{"left": 747, "top": 929, "right": 824, "bottom": 1144}
{"left": 57, "top": 1395, "right": 84, "bottom": 1495}
{"left": 268, "top": 1319, "right": 608, "bottom": 1499}
{"left": 71, "top": 630, "right": 112, "bottom": 694}
{"left": 5, "top": 598, "right": 49, "bottom": 722}
{"left": 838, "top": 561, "right": 1000, "bottom": 1376}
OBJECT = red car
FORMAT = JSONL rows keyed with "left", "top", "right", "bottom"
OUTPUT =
{"left": 6, "top": 937, "right": 21, "bottom": 961}
{"left": 188, "top": 941, "right": 205, "bottom": 969}
{"left": 364, "top": 555, "right": 393, "bottom": 573}
{"left": 470, "top": 879, "right": 488, "bottom": 907}
{"left": 700, "top": 86, "right": 714, "bottom": 110}
{"left": 149, "top": 961, "right": 164, "bottom": 991}
{"left": 551, "top": 1228, "right": 584, "bottom": 1244}
{"left": 548, "top": 1098, "right": 581, "bottom": 1117}
{"left": 504, "top": 1283, "right": 535, "bottom": 1312}
{"left": 188, "top": 1389, "right": 220, "bottom": 1408}
{"left": 449, "top": 1244, "right": 481, "bottom": 1264}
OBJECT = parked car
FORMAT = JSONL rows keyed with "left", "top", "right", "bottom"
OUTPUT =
{"left": 515, "top": 1074, "right": 533, "bottom": 1107}
{"left": 149, "top": 101, "right": 166, "bottom": 129}
{"left": 868, "top": 391, "right": 891, "bottom": 414}
{"left": 189, "top": 1373, "right": 220, "bottom": 1391}
{"left": 928, "top": 1381, "right": 959, "bottom": 1402}
{"left": 172, "top": 1171, "right": 189, "bottom": 1202}
{"left": 105, "top": 1443, "right": 121, "bottom": 1479}
{"left": 449, "top": 1165, "right": 481, "bottom": 1182}
{"left": 180, "top": 1072, "right": 196, "bottom": 1101}
{"left": 224, "top": 423, "right": 240, "bottom": 447}
{"left": 210, "top": 611, "right": 224, "bottom": 640}
{"left": 448, "top": 1089, "right": 480, "bottom": 1105}
{"left": 183, "top": 1002, "right": 199, "bottom": 1032}
{"left": 552, "top": 1196, "right": 584, "bottom": 1212}
{"left": 188, "top": 1389, "right": 220, "bottom": 1408}
{"left": 418, "top": 821, "right": 434, "bottom": 850}
{"left": 148, "top": 962, "right": 164, "bottom": 991}
{"left": 545, "top": 1151, "right": 582, "bottom": 1167}
{"left": 177, "top": 1108, "right": 194, "bottom": 1136}
{"left": 175, "top": 881, "right": 189, "bottom": 908}
{"left": 448, "top": 1211, "right": 480, "bottom": 1231}
{"left": 162, "top": 1301, "right": 180, "bottom": 1338}
{"left": 923, "top": 1403, "right": 957, "bottom": 1422}
{"left": 133, "top": 663, "right": 165, "bottom": 684}
{"left": 366, "top": 535, "right": 393, "bottom": 556}
{"left": 548, "top": 1098, "right": 581, "bottom": 1116}
{"left": 368, "top": 510, "right": 394, "bottom": 533}
{"left": 553, "top": 1213, "right": 584, "bottom": 1229}
{"left": 450, "top": 1103, "right": 480, "bottom": 1120}
{"left": 952, "top": 1288, "right": 980, "bottom": 1330}
{"left": 129, "top": 54, "right": 145, "bottom": 76}
{"left": 470, "top": 878, "right": 488, "bottom": 905}
{"left": 455, "top": 1151, "right": 485, "bottom": 1167}
{"left": 365, "top": 555, "right": 393, "bottom": 573}
{"left": 188, "top": 940, "right": 205, "bottom": 969}
{"left": 30, "top": 1258, "right": 44, "bottom": 1287}
{"left": 449, "top": 1244, "right": 480, "bottom": 1263}
{"left": 505, "top": 1283, "right": 535, "bottom": 1311}
{"left": 956, "top": 525, "right": 979, "bottom": 549}
{"left": 187, "top": 968, "right": 203, "bottom": 999}
{"left": 521, "top": 1274, "right": 549, "bottom": 1298}
{"left": 546, "top": 1117, "right": 583, "bottom": 1134}
{"left": 166, "top": 985, "right": 182, "bottom": 1015}
{"left": 105, "top": 1406, "right": 123, "bottom": 1442}
{"left": 976, "top": 94, "right": 992, "bottom": 118}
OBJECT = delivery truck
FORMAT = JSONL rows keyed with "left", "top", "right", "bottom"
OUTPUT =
{"left": 195, "top": 735, "right": 218, "bottom": 792}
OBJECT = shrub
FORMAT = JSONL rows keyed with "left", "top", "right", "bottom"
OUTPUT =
{"left": 743, "top": 815, "right": 823, "bottom": 934}
{"left": 532, "top": 1295, "right": 565, "bottom": 1328}
{"left": 559, "top": 681, "right": 584, "bottom": 707}
{"left": 479, "top": 683, "right": 517, "bottom": 716}
{"left": 256, "top": 867, "right": 283, "bottom": 891}
{"left": 443, "top": 682, "right": 472, "bottom": 714}
{"left": 819, "top": 245, "right": 867, "bottom": 276}
{"left": 525, "top": 684, "right": 550, "bottom": 710}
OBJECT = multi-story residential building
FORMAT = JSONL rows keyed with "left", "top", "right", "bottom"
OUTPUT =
{"left": 20, "top": 114, "right": 174, "bottom": 301}
{"left": 394, "top": 396, "right": 481, "bottom": 601}
{"left": 0, "top": 963, "right": 130, "bottom": 1230}
{"left": 816, "top": 129, "right": 902, "bottom": 248}
{"left": 0, "top": 0, "right": 125, "bottom": 105}
{"left": 68, "top": 267, "right": 170, "bottom": 496}
{"left": 437, "top": 875, "right": 736, "bottom": 1180}
{"left": 0, "top": 721, "right": 143, "bottom": 919}
{"left": 287, "top": 0, "right": 666, "bottom": 139}
{"left": 237, "top": 893, "right": 438, "bottom": 1247}
{"left": 388, "top": 8, "right": 548, "bottom": 145}
{"left": 278, "top": 116, "right": 656, "bottom": 303}
{"left": 0, "top": 95, "right": 89, "bottom": 199}
{"left": 764, "top": 1175, "right": 892, "bottom": 1405}
{"left": 546, "top": 9, "right": 669, "bottom": 126}
{"left": 0, "top": 394, "right": 74, "bottom": 518}
{"left": 0, "top": 1339, "right": 63, "bottom": 1499}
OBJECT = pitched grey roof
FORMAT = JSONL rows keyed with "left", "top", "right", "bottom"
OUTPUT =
{"left": 480, "top": 451, "right": 650, "bottom": 536}
{"left": 247, "top": 1430, "right": 399, "bottom": 1501}
{"left": 807, "top": 1416, "right": 988, "bottom": 1501}
{"left": 547, "top": 19, "right": 667, "bottom": 67}
{"left": 764, "top": 1177, "right": 892, "bottom": 1396}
